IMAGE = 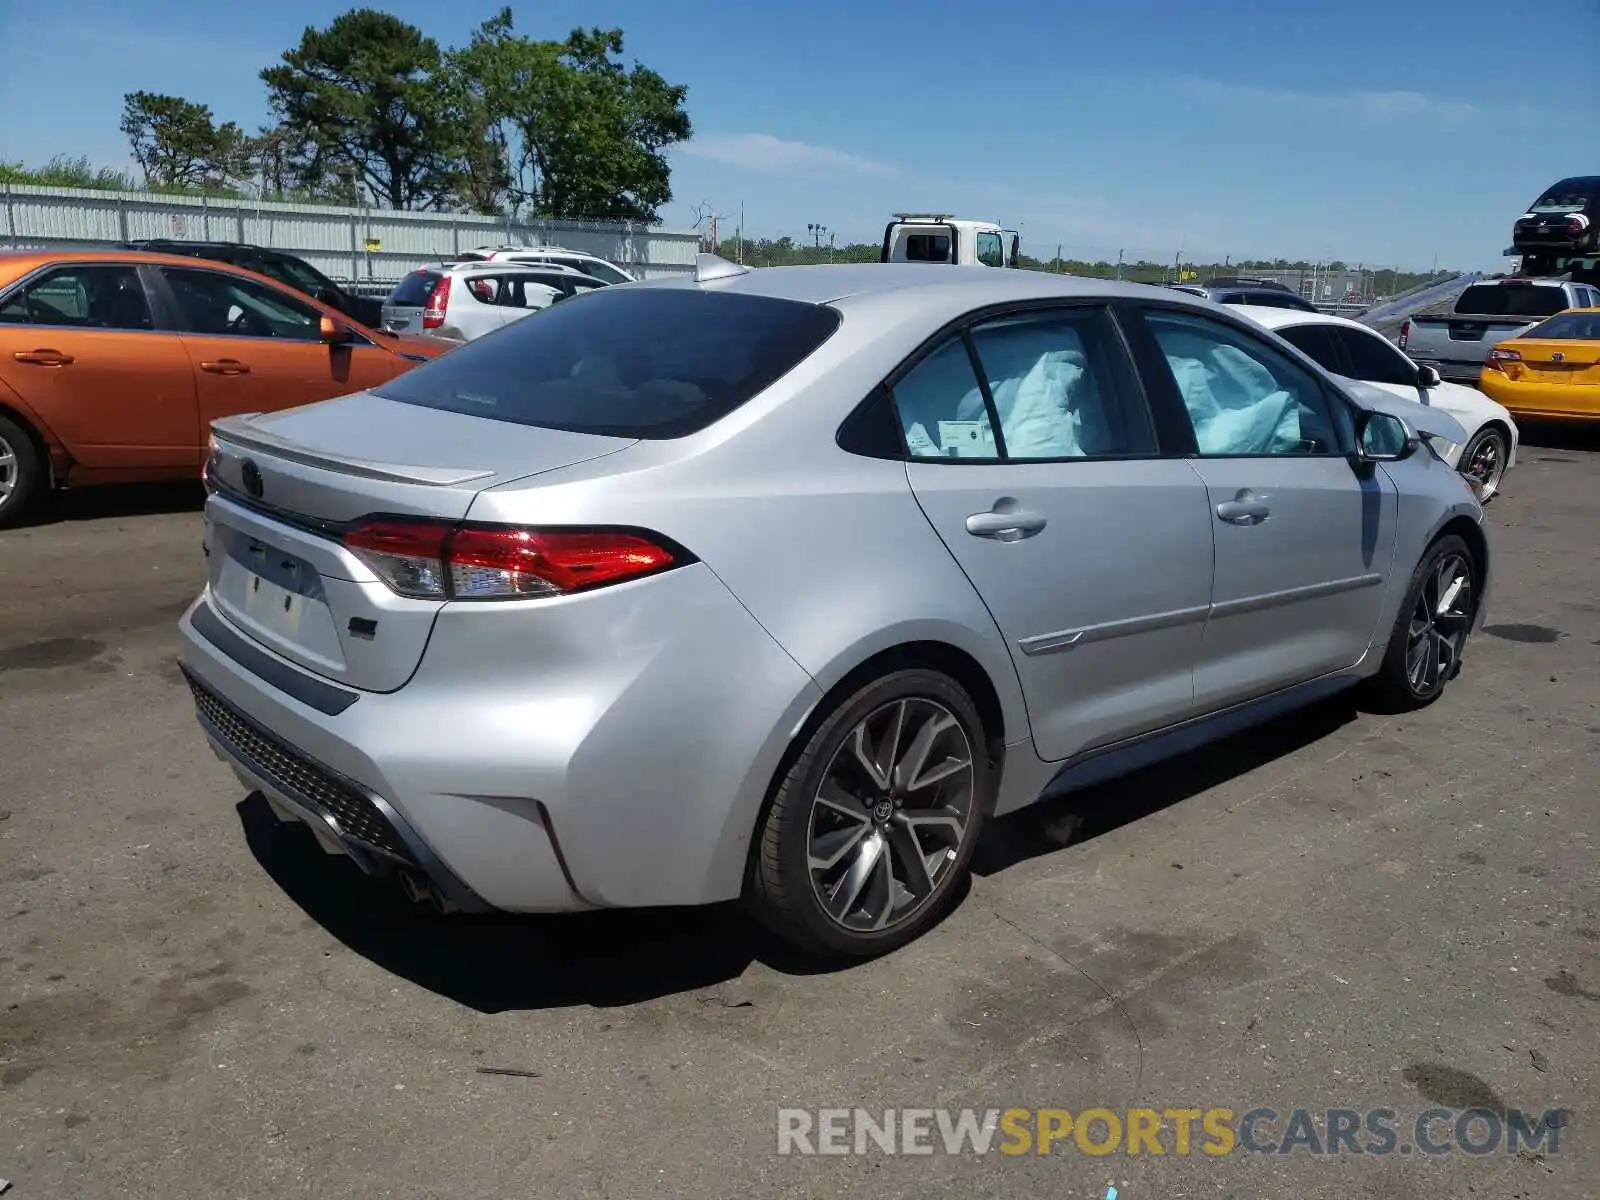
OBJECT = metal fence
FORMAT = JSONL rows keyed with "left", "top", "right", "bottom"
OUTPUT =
{"left": 0, "top": 183, "right": 703, "bottom": 285}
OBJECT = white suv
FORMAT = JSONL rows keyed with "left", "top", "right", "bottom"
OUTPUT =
{"left": 380, "top": 263, "right": 606, "bottom": 342}
{"left": 454, "top": 245, "right": 637, "bottom": 285}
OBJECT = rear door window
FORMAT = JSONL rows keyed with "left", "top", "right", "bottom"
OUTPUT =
{"left": 1273, "top": 323, "right": 1347, "bottom": 375}
{"left": 0, "top": 265, "right": 154, "bottom": 330}
{"left": 371, "top": 287, "right": 842, "bottom": 438}
{"left": 1327, "top": 326, "right": 1419, "bottom": 386}
{"left": 387, "top": 271, "right": 442, "bottom": 307}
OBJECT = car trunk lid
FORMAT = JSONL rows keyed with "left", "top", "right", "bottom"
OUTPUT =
{"left": 1499, "top": 338, "right": 1600, "bottom": 385}
{"left": 204, "top": 392, "right": 635, "bottom": 691}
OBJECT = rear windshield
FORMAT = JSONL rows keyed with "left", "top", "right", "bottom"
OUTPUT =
{"left": 1523, "top": 311, "right": 1600, "bottom": 340}
{"left": 1530, "top": 179, "right": 1598, "bottom": 212}
{"left": 387, "top": 270, "right": 442, "bottom": 306}
{"left": 1456, "top": 284, "right": 1571, "bottom": 318}
{"left": 371, "top": 286, "right": 843, "bottom": 438}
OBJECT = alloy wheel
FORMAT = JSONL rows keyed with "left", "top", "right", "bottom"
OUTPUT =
{"left": 1461, "top": 432, "right": 1505, "bottom": 501}
{"left": 1405, "top": 552, "right": 1473, "bottom": 698}
{"left": 807, "top": 698, "right": 975, "bottom": 933}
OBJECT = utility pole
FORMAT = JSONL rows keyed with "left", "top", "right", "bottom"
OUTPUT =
{"left": 1116, "top": 249, "right": 1123, "bottom": 281}
{"left": 1055, "top": 243, "right": 1062, "bottom": 273}
{"left": 738, "top": 203, "right": 744, "bottom": 264}
{"left": 708, "top": 213, "right": 718, "bottom": 253}
{"left": 807, "top": 222, "right": 828, "bottom": 250}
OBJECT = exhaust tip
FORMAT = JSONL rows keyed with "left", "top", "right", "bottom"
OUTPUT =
{"left": 398, "top": 868, "right": 460, "bottom": 915}
{"left": 398, "top": 870, "right": 428, "bottom": 905}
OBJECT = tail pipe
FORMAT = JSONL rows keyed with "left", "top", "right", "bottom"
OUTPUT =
{"left": 398, "top": 868, "right": 459, "bottom": 915}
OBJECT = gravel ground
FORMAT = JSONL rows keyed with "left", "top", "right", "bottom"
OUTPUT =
{"left": 1, "top": 433, "right": 1596, "bottom": 1200}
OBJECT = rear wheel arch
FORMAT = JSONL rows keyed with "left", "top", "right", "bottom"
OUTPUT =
{"left": 742, "top": 639, "right": 1010, "bottom": 884}
{"left": 0, "top": 400, "right": 57, "bottom": 485}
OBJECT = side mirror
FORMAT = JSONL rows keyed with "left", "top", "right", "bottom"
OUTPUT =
{"left": 319, "top": 315, "right": 352, "bottom": 344}
{"left": 1355, "top": 409, "right": 1419, "bottom": 462}
{"left": 1416, "top": 364, "right": 1441, "bottom": 389}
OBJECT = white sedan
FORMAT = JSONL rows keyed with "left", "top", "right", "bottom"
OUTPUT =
{"left": 1226, "top": 304, "right": 1519, "bottom": 501}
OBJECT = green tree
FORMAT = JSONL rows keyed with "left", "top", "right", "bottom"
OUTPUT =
{"left": 261, "top": 8, "right": 462, "bottom": 209}
{"left": 450, "top": 8, "right": 691, "bottom": 222}
{"left": 0, "top": 155, "right": 128, "bottom": 190}
{"left": 120, "top": 92, "right": 245, "bottom": 188}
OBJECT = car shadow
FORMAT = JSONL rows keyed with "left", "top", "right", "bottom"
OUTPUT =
{"left": 237, "top": 793, "right": 833, "bottom": 1013}
{"left": 240, "top": 694, "right": 1362, "bottom": 1012}
{"left": 971, "top": 693, "right": 1360, "bottom": 877}
{"left": 12, "top": 480, "right": 204, "bottom": 528}
{"left": 1514, "top": 421, "right": 1600, "bottom": 454}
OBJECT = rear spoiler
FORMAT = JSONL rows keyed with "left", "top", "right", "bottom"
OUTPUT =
{"left": 210, "top": 413, "right": 496, "bottom": 487}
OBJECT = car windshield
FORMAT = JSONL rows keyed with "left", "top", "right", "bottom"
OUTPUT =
{"left": 1522, "top": 311, "right": 1600, "bottom": 340}
{"left": 371, "top": 286, "right": 842, "bottom": 438}
{"left": 1457, "top": 284, "right": 1572, "bottom": 318}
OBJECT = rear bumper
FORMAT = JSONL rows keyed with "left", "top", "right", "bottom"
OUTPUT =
{"left": 177, "top": 563, "right": 822, "bottom": 914}
{"left": 1477, "top": 375, "right": 1600, "bottom": 421}
{"left": 182, "top": 662, "right": 493, "bottom": 913}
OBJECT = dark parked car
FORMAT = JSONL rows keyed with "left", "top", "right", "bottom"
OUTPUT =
{"left": 1165, "top": 277, "right": 1319, "bottom": 312}
{"left": 1511, "top": 176, "right": 1600, "bottom": 256}
{"left": 121, "top": 240, "right": 384, "bottom": 328}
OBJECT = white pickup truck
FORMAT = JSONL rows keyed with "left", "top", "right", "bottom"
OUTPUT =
{"left": 879, "top": 213, "right": 1021, "bottom": 267}
{"left": 1399, "top": 277, "right": 1600, "bottom": 384}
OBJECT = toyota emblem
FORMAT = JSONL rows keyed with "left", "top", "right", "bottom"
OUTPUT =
{"left": 1551, "top": 351, "right": 1565, "bottom": 362}
{"left": 241, "top": 459, "right": 264, "bottom": 498}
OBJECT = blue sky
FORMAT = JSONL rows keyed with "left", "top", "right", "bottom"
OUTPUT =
{"left": 3, "top": 0, "right": 1596, "bottom": 269}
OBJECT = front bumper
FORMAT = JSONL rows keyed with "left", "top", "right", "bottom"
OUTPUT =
{"left": 177, "top": 562, "right": 821, "bottom": 914}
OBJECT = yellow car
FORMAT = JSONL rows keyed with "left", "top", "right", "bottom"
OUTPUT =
{"left": 1478, "top": 307, "right": 1600, "bottom": 422}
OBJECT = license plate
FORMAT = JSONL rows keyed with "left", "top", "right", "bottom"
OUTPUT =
{"left": 242, "top": 571, "right": 306, "bottom": 638}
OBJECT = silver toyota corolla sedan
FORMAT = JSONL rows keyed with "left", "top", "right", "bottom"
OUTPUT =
{"left": 178, "top": 259, "right": 1491, "bottom": 957}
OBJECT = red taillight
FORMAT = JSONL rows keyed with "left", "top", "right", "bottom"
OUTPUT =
{"left": 1485, "top": 347, "right": 1522, "bottom": 372}
{"left": 342, "top": 519, "right": 682, "bottom": 600}
{"left": 421, "top": 275, "right": 452, "bottom": 329}
{"left": 1398, "top": 318, "right": 1411, "bottom": 349}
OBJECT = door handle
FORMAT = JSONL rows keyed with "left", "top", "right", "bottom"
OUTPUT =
{"left": 965, "top": 507, "right": 1047, "bottom": 540}
{"left": 12, "top": 349, "right": 73, "bottom": 366}
{"left": 199, "top": 359, "right": 251, "bottom": 375}
{"left": 1215, "top": 489, "right": 1271, "bottom": 525}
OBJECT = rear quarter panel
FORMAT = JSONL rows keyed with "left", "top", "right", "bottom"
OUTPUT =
{"left": 465, "top": 288, "right": 1034, "bottom": 746}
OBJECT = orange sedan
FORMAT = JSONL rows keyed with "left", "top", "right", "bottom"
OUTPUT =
{"left": 1478, "top": 307, "right": 1600, "bottom": 424}
{"left": 0, "top": 249, "right": 455, "bottom": 525}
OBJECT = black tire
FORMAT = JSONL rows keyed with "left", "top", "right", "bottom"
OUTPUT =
{"left": 1362, "top": 534, "right": 1477, "bottom": 714}
{"left": 0, "top": 413, "right": 44, "bottom": 529}
{"left": 746, "top": 668, "right": 994, "bottom": 958}
{"left": 1457, "top": 425, "right": 1509, "bottom": 503}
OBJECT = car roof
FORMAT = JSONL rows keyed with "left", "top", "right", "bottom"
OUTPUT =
{"left": 0, "top": 247, "right": 302, "bottom": 277}
{"left": 475, "top": 246, "right": 611, "bottom": 259}
{"left": 1220, "top": 302, "right": 1378, "bottom": 336}
{"left": 437, "top": 260, "right": 593, "bottom": 277}
{"left": 635, "top": 262, "right": 1215, "bottom": 313}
